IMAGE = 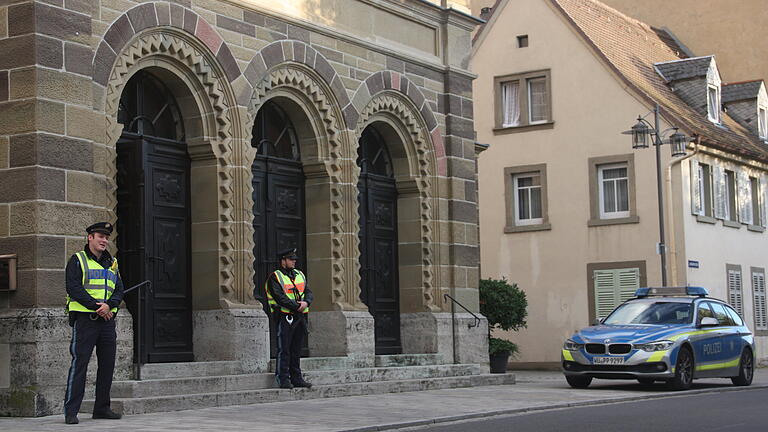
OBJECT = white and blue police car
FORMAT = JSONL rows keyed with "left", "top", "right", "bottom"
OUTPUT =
{"left": 562, "top": 287, "right": 755, "bottom": 390}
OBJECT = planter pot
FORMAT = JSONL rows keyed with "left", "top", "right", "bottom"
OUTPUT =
{"left": 489, "top": 352, "right": 510, "bottom": 373}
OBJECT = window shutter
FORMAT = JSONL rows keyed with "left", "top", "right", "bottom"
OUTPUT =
{"left": 713, "top": 165, "right": 726, "bottom": 219}
{"left": 752, "top": 272, "right": 767, "bottom": 331}
{"left": 690, "top": 159, "right": 702, "bottom": 215}
{"left": 737, "top": 171, "right": 752, "bottom": 224}
{"left": 761, "top": 175, "right": 767, "bottom": 228}
{"left": 728, "top": 269, "right": 744, "bottom": 316}
{"left": 594, "top": 268, "right": 640, "bottom": 320}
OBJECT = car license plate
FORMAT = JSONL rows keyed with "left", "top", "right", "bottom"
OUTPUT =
{"left": 592, "top": 356, "right": 624, "bottom": 365}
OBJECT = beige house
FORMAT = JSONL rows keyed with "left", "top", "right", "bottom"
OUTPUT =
{"left": 472, "top": 0, "right": 768, "bottom": 367}
{"left": 0, "top": 0, "right": 493, "bottom": 416}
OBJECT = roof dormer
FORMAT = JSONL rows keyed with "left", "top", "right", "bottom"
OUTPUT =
{"left": 654, "top": 56, "right": 722, "bottom": 124}
{"left": 722, "top": 80, "right": 767, "bottom": 140}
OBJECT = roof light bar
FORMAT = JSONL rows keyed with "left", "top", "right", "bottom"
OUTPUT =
{"left": 634, "top": 286, "right": 708, "bottom": 298}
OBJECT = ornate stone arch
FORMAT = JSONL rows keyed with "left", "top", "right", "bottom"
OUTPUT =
{"left": 245, "top": 59, "right": 363, "bottom": 311}
{"left": 99, "top": 25, "right": 245, "bottom": 305}
{"left": 355, "top": 90, "right": 441, "bottom": 312}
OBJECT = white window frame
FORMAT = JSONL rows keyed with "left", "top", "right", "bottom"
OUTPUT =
{"left": 527, "top": 76, "right": 548, "bottom": 125}
{"left": 707, "top": 85, "right": 720, "bottom": 123}
{"left": 513, "top": 172, "right": 543, "bottom": 226}
{"left": 759, "top": 106, "right": 767, "bottom": 140}
{"left": 598, "top": 163, "right": 630, "bottom": 219}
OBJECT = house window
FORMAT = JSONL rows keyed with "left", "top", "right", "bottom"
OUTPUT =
{"left": 517, "top": 35, "right": 528, "bottom": 48}
{"left": 593, "top": 268, "right": 640, "bottom": 320}
{"left": 727, "top": 264, "right": 744, "bottom": 316}
{"left": 514, "top": 173, "right": 543, "bottom": 225}
{"left": 598, "top": 163, "right": 629, "bottom": 219}
{"left": 752, "top": 268, "right": 767, "bottom": 331}
{"left": 504, "top": 164, "right": 549, "bottom": 232}
{"left": 759, "top": 107, "right": 767, "bottom": 140}
{"left": 692, "top": 161, "right": 713, "bottom": 217}
{"left": 707, "top": 85, "right": 720, "bottom": 123}
{"left": 495, "top": 70, "right": 552, "bottom": 130}
{"left": 725, "top": 170, "right": 737, "bottom": 221}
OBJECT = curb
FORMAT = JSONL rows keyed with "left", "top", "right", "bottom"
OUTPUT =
{"left": 341, "top": 384, "right": 768, "bottom": 432}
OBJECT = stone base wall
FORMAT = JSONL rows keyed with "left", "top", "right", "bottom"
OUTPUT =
{"left": 192, "top": 308, "right": 269, "bottom": 373}
{"left": 0, "top": 308, "right": 132, "bottom": 417}
{"left": 401, "top": 312, "right": 489, "bottom": 367}
{"left": 308, "top": 311, "right": 375, "bottom": 368}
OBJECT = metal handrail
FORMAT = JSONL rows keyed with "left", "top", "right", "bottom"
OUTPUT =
{"left": 443, "top": 293, "right": 483, "bottom": 364}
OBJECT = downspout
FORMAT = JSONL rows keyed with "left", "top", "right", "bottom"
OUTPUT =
{"left": 665, "top": 135, "right": 700, "bottom": 286}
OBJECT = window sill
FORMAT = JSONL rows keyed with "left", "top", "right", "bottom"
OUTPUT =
{"left": 493, "top": 121, "right": 554, "bottom": 135}
{"left": 722, "top": 220, "right": 741, "bottom": 229}
{"left": 588, "top": 215, "right": 640, "bottom": 227}
{"left": 755, "top": 330, "right": 768, "bottom": 337}
{"left": 504, "top": 223, "right": 552, "bottom": 233}
{"left": 695, "top": 215, "right": 717, "bottom": 224}
{"left": 747, "top": 225, "right": 766, "bottom": 233}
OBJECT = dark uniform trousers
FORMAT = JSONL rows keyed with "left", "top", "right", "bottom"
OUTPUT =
{"left": 64, "top": 313, "right": 117, "bottom": 416}
{"left": 274, "top": 311, "right": 307, "bottom": 384}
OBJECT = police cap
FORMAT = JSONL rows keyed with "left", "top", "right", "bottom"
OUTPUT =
{"left": 277, "top": 248, "right": 298, "bottom": 260}
{"left": 86, "top": 222, "right": 113, "bottom": 235}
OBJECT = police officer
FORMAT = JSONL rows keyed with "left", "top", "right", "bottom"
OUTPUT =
{"left": 63, "top": 222, "right": 124, "bottom": 424}
{"left": 265, "top": 248, "right": 313, "bottom": 389}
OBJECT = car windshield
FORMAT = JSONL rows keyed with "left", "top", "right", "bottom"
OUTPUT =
{"left": 603, "top": 301, "right": 693, "bottom": 325}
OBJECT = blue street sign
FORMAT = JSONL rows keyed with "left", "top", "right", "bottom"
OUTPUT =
{"left": 688, "top": 260, "right": 700, "bottom": 269}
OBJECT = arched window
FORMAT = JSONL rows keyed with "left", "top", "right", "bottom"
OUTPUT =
{"left": 118, "top": 71, "right": 184, "bottom": 141}
{"left": 357, "top": 126, "right": 393, "bottom": 177}
{"left": 252, "top": 101, "right": 300, "bottom": 161}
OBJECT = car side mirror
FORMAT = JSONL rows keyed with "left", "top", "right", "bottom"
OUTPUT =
{"left": 592, "top": 318, "right": 602, "bottom": 326}
{"left": 698, "top": 317, "right": 719, "bottom": 327}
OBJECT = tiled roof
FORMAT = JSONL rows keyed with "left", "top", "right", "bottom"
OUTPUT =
{"left": 655, "top": 56, "right": 713, "bottom": 82}
{"left": 550, "top": 0, "right": 768, "bottom": 163}
{"left": 722, "top": 80, "right": 763, "bottom": 103}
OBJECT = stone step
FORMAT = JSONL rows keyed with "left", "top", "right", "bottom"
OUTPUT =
{"left": 110, "top": 364, "right": 485, "bottom": 398}
{"left": 137, "top": 361, "right": 244, "bottom": 380}
{"left": 82, "top": 373, "right": 516, "bottom": 415}
{"left": 267, "top": 356, "right": 356, "bottom": 372}
{"left": 374, "top": 354, "right": 444, "bottom": 367}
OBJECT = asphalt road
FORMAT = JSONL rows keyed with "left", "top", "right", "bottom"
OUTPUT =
{"left": 406, "top": 387, "right": 768, "bottom": 432}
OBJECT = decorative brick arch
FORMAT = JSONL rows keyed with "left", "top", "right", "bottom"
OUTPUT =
{"left": 93, "top": 2, "right": 241, "bottom": 87}
{"left": 351, "top": 71, "right": 447, "bottom": 176}
{"left": 97, "top": 14, "right": 247, "bottom": 304}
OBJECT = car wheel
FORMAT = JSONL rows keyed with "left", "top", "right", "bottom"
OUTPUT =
{"left": 565, "top": 375, "right": 592, "bottom": 389}
{"left": 667, "top": 347, "right": 693, "bottom": 391}
{"left": 637, "top": 378, "right": 655, "bottom": 385}
{"left": 731, "top": 349, "right": 754, "bottom": 386}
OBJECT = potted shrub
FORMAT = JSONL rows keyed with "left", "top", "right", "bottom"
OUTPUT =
{"left": 479, "top": 278, "right": 527, "bottom": 373}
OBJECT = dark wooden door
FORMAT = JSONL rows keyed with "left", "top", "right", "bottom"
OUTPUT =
{"left": 357, "top": 127, "right": 401, "bottom": 355}
{"left": 251, "top": 101, "right": 307, "bottom": 358}
{"left": 116, "top": 71, "right": 193, "bottom": 363}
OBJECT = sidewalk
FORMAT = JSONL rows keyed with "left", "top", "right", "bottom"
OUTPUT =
{"left": 1, "top": 369, "right": 766, "bottom": 432}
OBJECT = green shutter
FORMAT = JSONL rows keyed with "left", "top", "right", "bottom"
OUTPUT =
{"left": 594, "top": 268, "right": 640, "bottom": 319}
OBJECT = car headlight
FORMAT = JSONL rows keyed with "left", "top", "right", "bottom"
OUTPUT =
{"left": 563, "top": 339, "right": 584, "bottom": 351}
{"left": 633, "top": 340, "right": 674, "bottom": 352}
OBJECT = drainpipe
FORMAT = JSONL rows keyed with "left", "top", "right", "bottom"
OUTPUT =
{"left": 665, "top": 135, "right": 700, "bottom": 286}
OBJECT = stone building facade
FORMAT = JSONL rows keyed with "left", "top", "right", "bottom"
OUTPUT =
{"left": 0, "top": 0, "right": 485, "bottom": 416}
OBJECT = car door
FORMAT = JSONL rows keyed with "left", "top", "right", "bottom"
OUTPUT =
{"left": 690, "top": 301, "right": 724, "bottom": 378}
{"left": 709, "top": 302, "right": 741, "bottom": 376}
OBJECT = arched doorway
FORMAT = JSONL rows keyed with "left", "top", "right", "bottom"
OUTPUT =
{"left": 357, "top": 125, "right": 402, "bottom": 355}
{"left": 116, "top": 70, "right": 194, "bottom": 363}
{"left": 251, "top": 100, "right": 308, "bottom": 357}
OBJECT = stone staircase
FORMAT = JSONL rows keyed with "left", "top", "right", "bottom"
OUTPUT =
{"left": 81, "top": 355, "right": 515, "bottom": 415}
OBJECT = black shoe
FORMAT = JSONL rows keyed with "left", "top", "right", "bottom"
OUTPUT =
{"left": 279, "top": 381, "right": 294, "bottom": 389}
{"left": 65, "top": 415, "right": 79, "bottom": 425}
{"left": 292, "top": 379, "right": 313, "bottom": 388}
{"left": 92, "top": 409, "right": 122, "bottom": 420}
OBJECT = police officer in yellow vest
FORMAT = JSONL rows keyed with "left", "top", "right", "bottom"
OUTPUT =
{"left": 63, "top": 222, "right": 124, "bottom": 424}
{"left": 266, "top": 248, "right": 313, "bottom": 389}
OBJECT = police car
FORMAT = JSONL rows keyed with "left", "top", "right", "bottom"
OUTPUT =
{"left": 562, "top": 287, "right": 755, "bottom": 390}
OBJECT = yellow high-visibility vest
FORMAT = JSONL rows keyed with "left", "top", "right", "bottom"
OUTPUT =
{"left": 265, "top": 269, "right": 308, "bottom": 314}
{"left": 66, "top": 251, "right": 119, "bottom": 313}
